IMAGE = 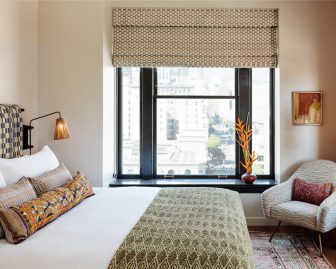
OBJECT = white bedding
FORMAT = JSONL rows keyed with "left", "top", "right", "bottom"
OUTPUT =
{"left": 0, "top": 187, "right": 160, "bottom": 269}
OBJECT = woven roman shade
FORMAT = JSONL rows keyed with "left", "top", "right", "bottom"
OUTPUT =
{"left": 112, "top": 8, "right": 279, "bottom": 68}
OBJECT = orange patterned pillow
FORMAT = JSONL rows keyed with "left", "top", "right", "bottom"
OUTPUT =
{"left": 0, "top": 172, "right": 94, "bottom": 244}
{"left": 65, "top": 171, "right": 94, "bottom": 204}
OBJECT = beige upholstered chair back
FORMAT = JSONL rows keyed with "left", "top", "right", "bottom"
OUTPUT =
{"left": 288, "top": 160, "right": 336, "bottom": 190}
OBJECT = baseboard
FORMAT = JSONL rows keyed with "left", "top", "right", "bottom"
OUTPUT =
{"left": 245, "top": 217, "right": 279, "bottom": 226}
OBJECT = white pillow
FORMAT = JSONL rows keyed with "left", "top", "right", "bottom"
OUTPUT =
{"left": 0, "top": 171, "right": 6, "bottom": 188}
{"left": 0, "top": 145, "right": 60, "bottom": 186}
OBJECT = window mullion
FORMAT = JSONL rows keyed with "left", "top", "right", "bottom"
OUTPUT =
{"left": 269, "top": 68, "right": 275, "bottom": 178}
{"left": 237, "top": 68, "right": 252, "bottom": 176}
{"left": 140, "top": 68, "right": 154, "bottom": 179}
{"left": 153, "top": 68, "right": 157, "bottom": 177}
{"left": 116, "top": 68, "right": 123, "bottom": 177}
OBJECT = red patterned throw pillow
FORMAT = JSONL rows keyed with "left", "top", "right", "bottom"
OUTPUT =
{"left": 293, "top": 178, "right": 332, "bottom": 206}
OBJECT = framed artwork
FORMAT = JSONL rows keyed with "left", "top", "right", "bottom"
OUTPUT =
{"left": 292, "top": 91, "right": 322, "bottom": 125}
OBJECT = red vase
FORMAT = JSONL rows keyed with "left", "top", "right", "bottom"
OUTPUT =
{"left": 241, "top": 172, "right": 257, "bottom": 184}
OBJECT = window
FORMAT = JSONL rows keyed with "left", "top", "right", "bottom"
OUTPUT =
{"left": 119, "top": 68, "right": 140, "bottom": 175}
{"left": 252, "top": 69, "right": 273, "bottom": 175}
{"left": 156, "top": 68, "right": 235, "bottom": 177}
{"left": 117, "top": 68, "right": 275, "bottom": 179}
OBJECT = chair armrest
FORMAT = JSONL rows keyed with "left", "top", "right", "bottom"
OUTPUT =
{"left": 317, "top": 191, "right": 336, "bottom": 233}
{"left": 261, "top": 179, "right": 293, "bottom": 218}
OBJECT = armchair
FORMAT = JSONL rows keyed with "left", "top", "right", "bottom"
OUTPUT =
{"left": 261, "top": 160, "right": 336, "bottom": 256}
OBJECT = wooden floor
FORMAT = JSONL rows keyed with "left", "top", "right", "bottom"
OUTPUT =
{"left": 248, "top": 226, "right": 336, "bottom": 268}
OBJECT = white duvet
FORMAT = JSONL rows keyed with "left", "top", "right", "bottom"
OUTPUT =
{"left": 0, "top": 187, "right": 160, "bottom": 269}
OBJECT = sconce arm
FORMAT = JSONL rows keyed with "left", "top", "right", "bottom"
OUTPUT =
{"left": 29, "top": 112, "right": 61, "bottom": 127}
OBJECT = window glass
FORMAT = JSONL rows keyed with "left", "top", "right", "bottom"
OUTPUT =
{"left": 157, "top": 68, "right": 235, "bottom": 96}
{"left": 121, "top": 68, "right": 140, "bottom": 174}
{"left": 252, "top": 69, "right": 271, "bottom": 175}
{"left": 156, "top": 99, "right": 236, "bottom": 175}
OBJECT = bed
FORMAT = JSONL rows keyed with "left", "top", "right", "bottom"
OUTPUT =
{"left": 0, "top": 187, "right": 255, "bottom": 269}
{"left": 0, "top": 187, "right": 158, "bottom": 269}
{"left": 0, "top": 105, "right": 255, "bottom": 269}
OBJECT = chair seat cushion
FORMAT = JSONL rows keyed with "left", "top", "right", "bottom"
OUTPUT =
{"left": 271, "top": 201, "right": 318, "bottom": 230}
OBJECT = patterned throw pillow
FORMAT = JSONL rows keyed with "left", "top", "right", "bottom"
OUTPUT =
{"left": 0, "top": 172, "right": 94, "bottom": 244}
{"left": 29, "top": 163, "right": 72, "bottom": 196}
{"left": 293, "top": 178, "right": 332, "bottom": 206}
{"left": 0, "top": 178, "right": 37, "bottom": 239}
{"left": 64, "top": 171, "right": 94, "bottom": 204}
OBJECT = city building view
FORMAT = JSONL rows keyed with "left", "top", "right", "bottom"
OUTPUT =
{"left": 121, "top": 67, "right": 270, "bottom": 176}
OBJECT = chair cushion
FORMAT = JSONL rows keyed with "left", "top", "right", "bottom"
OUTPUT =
{"left": 271, "top": 201, "right": 318, "bottom": 230}
{"left": 293, "top": 178, "right": 332, "bottom": 205}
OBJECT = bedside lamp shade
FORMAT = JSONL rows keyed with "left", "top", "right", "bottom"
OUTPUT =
{"left": 54, "top": 117, "right": 70, "bottom": 140}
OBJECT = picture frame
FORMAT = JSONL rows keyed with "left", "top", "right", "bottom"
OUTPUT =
{"left": 292, "top": 91, "right": 322, "bottom": 126}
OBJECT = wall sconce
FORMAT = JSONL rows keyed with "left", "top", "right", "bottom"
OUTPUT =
{"left": 23, "top": 111, "right": 70, "bottom": 154}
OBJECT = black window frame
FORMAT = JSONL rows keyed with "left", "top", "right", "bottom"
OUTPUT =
{"left": 116, "top": 67, "right": 275, "bottom": 180}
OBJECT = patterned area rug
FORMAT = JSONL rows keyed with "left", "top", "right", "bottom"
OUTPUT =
{"left": 250, "top": 232, "right": 333, "bottom": 269}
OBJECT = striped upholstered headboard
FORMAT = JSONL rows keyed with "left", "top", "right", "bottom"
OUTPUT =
{"left": 0, "top": 104, "right": 23, "bottom": 158}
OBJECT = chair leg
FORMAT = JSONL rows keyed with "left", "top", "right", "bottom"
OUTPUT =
{"left": 269, "top": 221, "right": 281, "bottom": 242}
{"left": 318, "top": 233, "right": 323, "bottom": 257}
{"left": 310, "top": 232, "right": 324, "bottom": 257}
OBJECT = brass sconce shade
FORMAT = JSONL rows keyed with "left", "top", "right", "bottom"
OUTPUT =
{"left": 54, "top": 117, "right": 70, "bottom": 140}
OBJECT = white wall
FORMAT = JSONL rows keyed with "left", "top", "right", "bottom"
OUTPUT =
{"left": 0, "top": 0, "right": 38, "bottom": 151}
{"left": 103, "top": 3, "right": 116, "bottom": 187}
{"left": 278, "top": 2, "right": 336, "bottom": 179}
{"left": 38, "top": 1, "right": 104, "bottom": 186}
{"left": 37, "top": 1, "right": 336, "bottom": 224}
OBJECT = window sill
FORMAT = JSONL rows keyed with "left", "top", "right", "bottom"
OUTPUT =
{"left": 109, "top": 178, "right": 277, "bottom": 193}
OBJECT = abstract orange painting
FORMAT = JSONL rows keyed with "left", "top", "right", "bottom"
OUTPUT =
{"left": 292, "top": 91, "right": 322, "bottom": 125}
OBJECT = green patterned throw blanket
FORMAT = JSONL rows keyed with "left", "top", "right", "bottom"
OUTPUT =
{"left": 109, "top": 188, "right": 255, "bottom": 269}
